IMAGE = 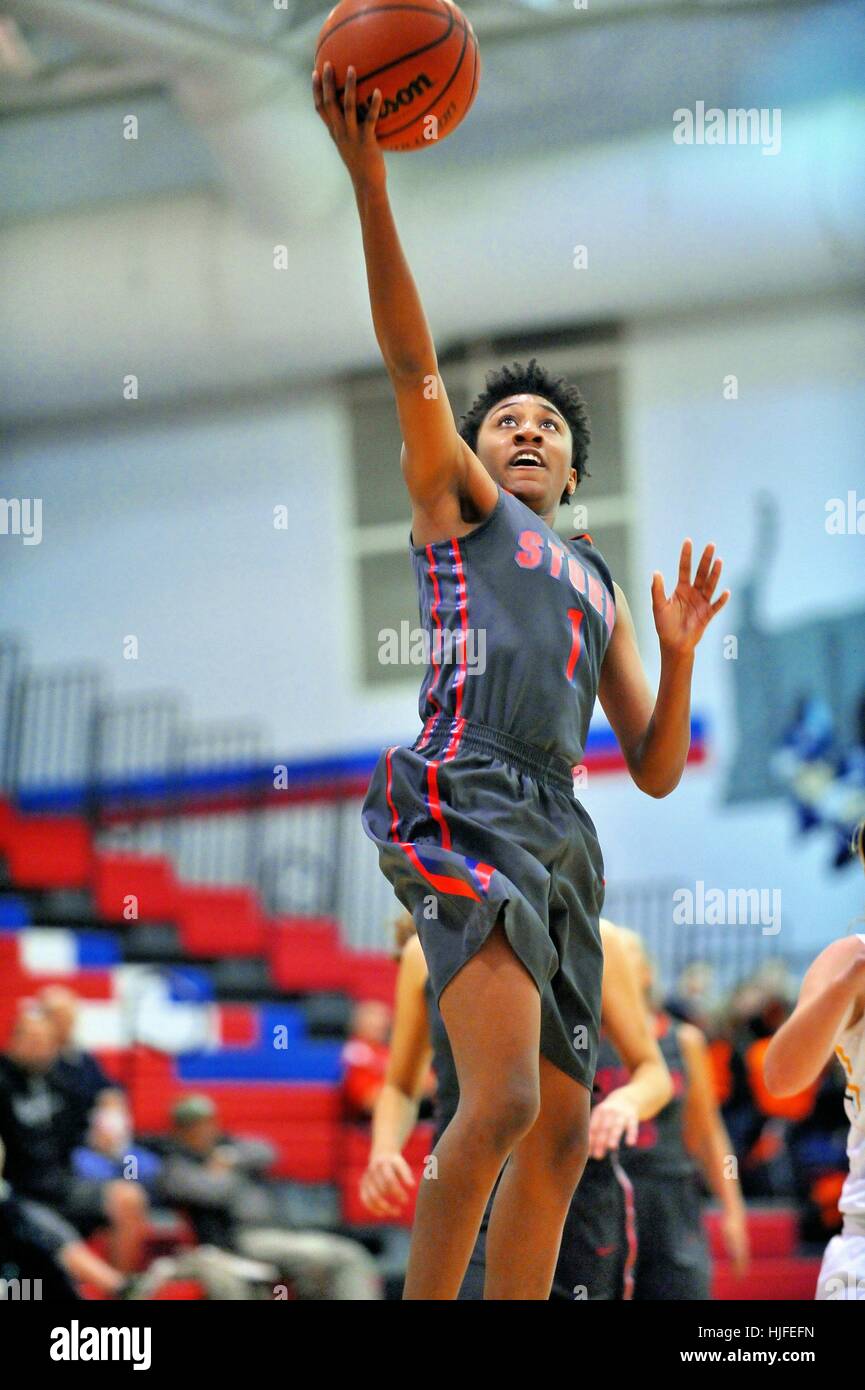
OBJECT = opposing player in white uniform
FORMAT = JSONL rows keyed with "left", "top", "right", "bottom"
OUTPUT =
{"left": 764, "top": 819, "right": 865, "bottom": 1300}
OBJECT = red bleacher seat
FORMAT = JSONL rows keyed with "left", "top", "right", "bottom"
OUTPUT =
{"left": 705, "top": 1205, "right": 798, "bottom": 1259}
{"left": 706, "top": 1206, "right": 822, "bottom": 1299}
{"left": 0, "top": 797, "right": 16, "bottom": 848}
{"left": 343, "top": 952, "right": 399, "bottom": 1004}
{"left": 92, "top": 851, "right": 182, "bottom": 923}
{"left": 711, "top": 1255, "right": 821, "bottom": 1300}
{"left": 0, "top": 935, "right": 28, "bottom": 1043}
{"left": 219, "top": 1005, "right": 258, "bottom": 1046}
{"left": 3, "top": 812, "right": 91, "bottom": 888}
{"left": 269, "top": 917, "right": 347, "bottom": 991}
{"left": 176, "top": 885, "right": 267, "bottom": 956}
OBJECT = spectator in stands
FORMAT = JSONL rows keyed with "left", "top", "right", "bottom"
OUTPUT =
{"left": 718, "top": 979, "right": 813, "bottom": 1197}
{"left": 72, "top": 1092, "right": 162, "bottom": 1198}
{"left": 39, "top": 986, "right": 118, "bottom": 1152}
{"left": 341, "top": 1000, "right": 393, "bottom": 1119}
{"left": 0, "top": 1134, "right": 82, "bottom": 1300}
{"left": 665, "top": 960, "right": 715, "bottom": 1031}
{"left": 0, "top": 1010, "right": 149, "bottom": 1277}
{"left": 156, "top": 1095, "right": 380, "bottom": 1299}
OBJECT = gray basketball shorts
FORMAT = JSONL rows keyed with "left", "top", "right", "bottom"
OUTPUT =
{"left": 361, "top": 717, "right": 605, "bottom": 1092}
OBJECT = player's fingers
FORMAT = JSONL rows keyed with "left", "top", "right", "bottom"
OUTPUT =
{"left": 362, "top": 1176, "right": 399, "bottom": 1217}
{"left": 693, "top": 543, "right": 715, "bottom": 591}
{"left": 702, "top": 556, "right": 723, "bottom": 598}
{"left": 343, "top": 65, "right": 358, "bottom": 138}
{"left": 359, "top": 1176, "right": 384, "bottom": 1214}
{"left": 312, "top": 68, "right": 324, "bottom": 114}
{"left": 677, "top": 538, "right": 693, "bottom": 588}
{"left": 322, "top": 61, "right": 344, "bottom": 133}
{"left": 392, "top": 1154, "right": 417, "bottom": 1189}
{"left": 651, "top": 571, "right": 666, "bottom": 610}
{"left": 379, "top": 1166, "right": 410, "bottom": 1204}
{"left": 362, "top": 88, "right": 383, "bottom": 141}
{"left": 591, "top": 1117, "right": 619, "bottom": 1157}
{"left": 709, "top": 588, "right": 731, "bottom": 616}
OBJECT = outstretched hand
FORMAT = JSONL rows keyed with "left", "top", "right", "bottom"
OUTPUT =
{"left": 312, "top": 60, "right": 387, "bottom": 193}
{"left": 651, "top": 540, "right": 730, "bottom": 656}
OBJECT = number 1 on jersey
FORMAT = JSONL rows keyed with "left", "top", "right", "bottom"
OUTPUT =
{"left": 566, "top": 608, "right": 584, "bottom": 682}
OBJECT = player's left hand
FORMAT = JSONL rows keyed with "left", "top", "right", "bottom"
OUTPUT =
{"left": 651, "top": 539, "right": 730, "bottom": 656}
{"left": 587, "top": 1091, "right": 640, "bottom": 1159}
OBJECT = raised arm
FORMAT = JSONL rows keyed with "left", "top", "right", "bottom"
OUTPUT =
{"left": 763, "top": 936, "right": 865, "bottom": 1096}
{"left": 312, "top": 61, "right": 496, "bottom": 539}
{"left": 598, "top": 541, "right": 730, "bottom": 798}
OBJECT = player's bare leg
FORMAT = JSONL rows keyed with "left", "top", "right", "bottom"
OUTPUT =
{"left": 402, "top": 917, "right": 541, "bottom": 1300}
{"left": 483, "top": 1054, "right": 590, "bottom": 1299}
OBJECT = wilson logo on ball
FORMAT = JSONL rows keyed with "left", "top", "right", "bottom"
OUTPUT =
{"left": 355, "top": 73, "right": 433, "bottom": 123}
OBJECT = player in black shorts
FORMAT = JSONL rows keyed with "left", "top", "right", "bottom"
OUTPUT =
{"left": 314, "top": 60, "right": 730, "bottom": 1298}
{"left": 360, "top": 915, "right": 671, "bottom": 1300}
{"left": 611, "top": 929, "right": 750, "bottom": 1297}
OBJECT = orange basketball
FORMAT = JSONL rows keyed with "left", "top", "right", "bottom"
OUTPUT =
{"left": 315, "top": 0, "right": 480, "bottom": 152}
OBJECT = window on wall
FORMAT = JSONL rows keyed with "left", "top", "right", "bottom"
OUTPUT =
{"left": 345, "top": 329, "right": 634, "bottom": 690}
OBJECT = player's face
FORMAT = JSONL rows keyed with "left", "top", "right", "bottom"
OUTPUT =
{"left": 476, "top": 394, "right": 575, "bottom": 514}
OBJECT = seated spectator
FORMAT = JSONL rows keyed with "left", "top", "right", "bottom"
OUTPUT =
{"left": 0, "top": 1093, "right": 137, "bottom": 1301}
{"left": 665, "top": 960, "right": 716, "bottom": 1031}
{"left": 0, "top": 1134, "right": 82, "bottom": 1301}
{"left": 157, "top": 1095, "right": 380, "bottom": 1299}
{"left": 719, "top": 982, "right": 815, "bottom": 1197}
{"left": 72, "top": 1093, "right": 162, "bottom": 1197}
{"left": 341, "top": 1000, "right": 392, "bottom": 1119}
{"left": 0, "top": 1010, "right": 148, "bottom": 1278}
{"left": 39, "top": 986, "right": 119, "bottom": 1152}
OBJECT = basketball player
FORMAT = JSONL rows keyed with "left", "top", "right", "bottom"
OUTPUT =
{"left": 361, "top": 915, "right": 671, "bottom": 1299}
{"left": 314, "top": 60, "right": 729, "bottom": 1299}
{"left": 764, "top": 819, "right": 865, "bottom": 1300}
{"left": 611, "top": 929, "right": 749, "bottom": 1298}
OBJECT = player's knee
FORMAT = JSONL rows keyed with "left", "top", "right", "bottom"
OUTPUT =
{"left": 466, "top": 1075, "right": 540, "bottom": 1152}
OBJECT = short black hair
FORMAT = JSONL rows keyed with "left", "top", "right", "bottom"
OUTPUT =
{"left": 458, "top": 357, "right": 591, "bottom": 505}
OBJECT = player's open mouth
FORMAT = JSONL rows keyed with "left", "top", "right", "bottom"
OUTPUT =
{"left": 509, "top": 451, "right": 545, "bottom": 469}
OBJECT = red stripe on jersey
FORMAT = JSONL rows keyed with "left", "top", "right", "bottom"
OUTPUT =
{"left": 384, "top": 746, "right": 401, "bottom": 840}
{"left": 442, "top": 715, "right": 466, "bottom": 761}
{"left": 473, "top": 862, "right": 495, "bottom": 893}
{"left": 450, "top": 537, "right": 468, "bottom": 723}
{"left": 425, "top": 760, "right": 452, "bottom": 851}
{"left": 425, "top": 544, "right": 445, "bottom": 721}
{"left": 610, "top": 1154, "right": 638, "bottom": 1301}
{"left": 416, "top": 715, "right": 438, "bottom": 752}
{"left": 397, "top": 842, "right": 481, "bottom": 902}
